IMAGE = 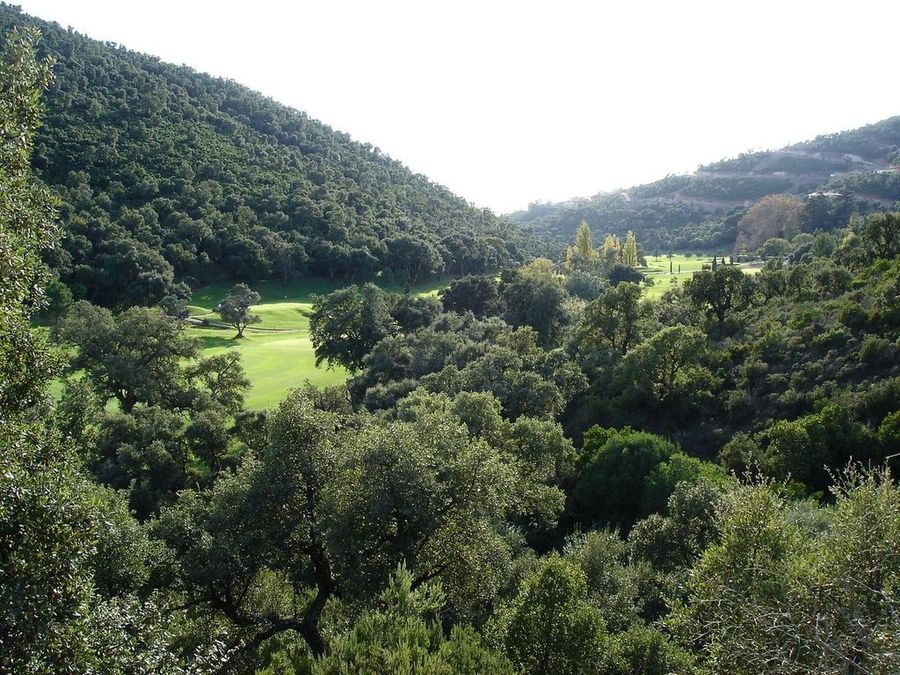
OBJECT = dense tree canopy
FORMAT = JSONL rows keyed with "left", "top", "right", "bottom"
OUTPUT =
{"left": 0, "top": 4, "right": 536, "bottom": 309}
{"left": 3, "top": 8, "right": 900, "bottom": 674}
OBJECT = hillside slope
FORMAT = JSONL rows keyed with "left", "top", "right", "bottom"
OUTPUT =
{"left": 511, "top": 116, "right": 900, "bottom": 252}
{"left": 0, "top": 4, "right": 535, "bottom": 308}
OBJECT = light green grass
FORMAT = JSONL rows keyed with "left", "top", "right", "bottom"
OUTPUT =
{"left": 188, "top": 277, "right": 449, "bottom": 409}
{"left": 640, "top": 253, "right": 753, "bottom": 301}
{"left": 190, "top": 326, "right": 347, "bottom": 409}
{"left": 191, "top": 276, "right": 449, "bottom": 312}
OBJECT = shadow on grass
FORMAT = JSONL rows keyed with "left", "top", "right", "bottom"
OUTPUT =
{"left": 195, "top": 334, "right": 240, "bottom": 349}
{"left": 192, "top": 276, "right": 454, "bottom": 307}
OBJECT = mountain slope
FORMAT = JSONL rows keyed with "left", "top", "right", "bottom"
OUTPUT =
{"left": 0, "top": 4, "right": 535, "bottom": 308}
{"left": 511, "top": 116, "right": 900, "bottom": 252}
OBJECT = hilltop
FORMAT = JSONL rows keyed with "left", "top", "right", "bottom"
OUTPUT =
{"left": 0, "top": 4, "right": 536, "bottom": 309}
{"left": 511, "top": 116, "right": 900, "bottom": 252}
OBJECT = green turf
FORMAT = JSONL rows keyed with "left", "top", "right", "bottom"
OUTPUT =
{"left": 191, "top": 276, "right": 449, "bottom": 311}
{"left": 189, "top": 326, "right": 347, "bottom": 409}
{"left": 639, "top": 253, "right": 755, "bottom": 301}
{"left": 188, "top": 277, "right": 449, "bottom": 409}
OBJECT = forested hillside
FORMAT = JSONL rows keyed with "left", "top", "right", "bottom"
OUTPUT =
{"left": 512, "top": 116, "right": 900, "bottom": 253}
{"left": 0, "top": 4, "right": 535, "bottom": 308}
{"left": 4, "top": 11, "right": 900, "bottom": 675}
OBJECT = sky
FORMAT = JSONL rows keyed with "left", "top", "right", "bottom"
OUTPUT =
{"left": 15, "top": 0, "right": 900, "bottom": 214}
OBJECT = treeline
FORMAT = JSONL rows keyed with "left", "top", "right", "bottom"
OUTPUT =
{"left": 0, "top": 4, "right": 536, "bottom": 310}
{"left": 4, "top": 26, "right": 900, "bottom": 675}
{"left": 511, "top": 115, "right": 900, "bottom": 253}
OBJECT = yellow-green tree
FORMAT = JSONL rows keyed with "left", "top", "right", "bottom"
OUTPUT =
{"left": 622, "top": 231, "right": 639, "bottom": 268}
{"left": 602, "top": 234, "right": 621, "bottom": 263}
{"left": 576, "top": 220, "right": 595, "bottom": 261}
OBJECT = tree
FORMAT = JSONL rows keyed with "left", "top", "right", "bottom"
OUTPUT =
{"left": 571, "top": 426, "right": 677, "bottom": 529}
{"left": 0, "top": 26, "right": 57, "bottom": 416}
{"left": 315, "top": 567, "right": 512, "bottom": 674}
{"left": 618, "top": 325, "right": 711, "bottom": 413}
{"left": 859, "top": 211, "right": 899, "bottom": 260}
{"left": 622, "top": 230, "right": 639, "bottom": 267}
{"left": 602, "top": 233, "right": 621, "bottom": 263}
{"left": 684, "top": 266, "right": 753, "bottom": 325}
{"left": 58, "top": 302, "right": 200, "bottom": 412}
{"left": 502, "top": 271, "right": 569, "bottom": 347}
{"left": 155, "top": 388, "right": 559, "bottom": 665}
{"left": 564, "top": 269, "right": 607, "bottom": 301}
{"left": 216, "top": 282, "right": 261, "bottom": 337}
{"left": 390, "top": 293, "right": 442, "bottom": 332}
{"left": 735, "top": 194, "right": 804, "bottom": 252}
{"left": 577, "top": 282, "right": 645, "bottom": 356}
{"left": 386, "top": 235, "right": 445, "bottom": 284}
{"left": 310, "top": 283, "right": 396, "bottom": 371}
{"left": 440, "top": 274, "right": 502, "bottom": 317}
{"left": 607, "top": 263, "right": 643, "bottom": 286}
{"left": 490, "top": 556, "right": 608, "bottom": 674}
{"left": 1, "top": 28, "right": 201, "bottom": 673}
{"left": 575, "top": 220, "right": 596, "bottom": 262}
{"left": 674, "top": 468, "right": 900, "bottom": 674}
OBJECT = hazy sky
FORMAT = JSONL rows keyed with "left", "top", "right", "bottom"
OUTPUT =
{"left": 16, "top": 0, "right": 900, "bottom": 213}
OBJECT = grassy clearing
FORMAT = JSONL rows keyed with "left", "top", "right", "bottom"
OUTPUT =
{"left": 188, "top": 277, "right": 448, "bottom": 409}
{"left": 190, "top": 326, "right": 347, "bottom": 409}
{"left": 640, "top": 253, "right": 757, "bottom": 301}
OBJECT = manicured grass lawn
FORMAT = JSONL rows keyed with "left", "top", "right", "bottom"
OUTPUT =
{"left": 189, "top": 326, "right": 347, "bottom": 409}
{"left": 639, "top": 253, "right": 755, "bottom": 301}
{"left": 188, "top": 277, "right": 449, "bottom": 409}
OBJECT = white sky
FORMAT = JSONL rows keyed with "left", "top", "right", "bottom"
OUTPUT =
{"left": 15, "top": 0, "right": 900, "bottom": 214}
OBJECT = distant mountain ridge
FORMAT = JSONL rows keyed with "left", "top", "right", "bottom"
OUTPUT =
{"left": 0, "top": 4, "right": 535, "bottom": 308}
{"left": 511, "top": 116, "right": 900, "bottom": 251}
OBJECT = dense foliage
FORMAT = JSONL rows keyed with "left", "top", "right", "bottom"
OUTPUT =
{"left": 3, "top": 19, "right": 900, "bottom": 675}
{"left": 511, "top": 117, "right": 900, "bottom": 253}
{"left": 0, "top": 3, "right": 537, "bottom": 310}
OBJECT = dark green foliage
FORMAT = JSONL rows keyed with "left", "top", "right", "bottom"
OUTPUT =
{"left": 389, "top": 293, "right": 442, "bottom": 333}
{"left": 0, "top": 25, "right": 57, "bottom": 415}
{"left": 349, "top": 313, "right": 586, "bottom": 419}
{"left": 722, "top": 403, "right": 883, "bottom": 494}
{"left": 577, "top": 282, "right": 645, "bottom": 356}
{"left": 440, "top": 273, "right": 503, "bottom": 317}
{"left": 501, "top": 269, "right": 570, "bottom": 347}
{"left": 629, "top": 479, "right": 726, "bottom": 573}
{"left": 672, "top": 469, "right": 900, "bottom": 674}
{"left": 0, "top": 5, "right": 533, "bottom": 307}
{"left": 684, "top": 265, "right": 755, "bottom": 325}
{"left": 603, "top": 625, "right": 693, "bottom": 675}
{"left": 563, "top": 530, "right": 640, "bottom": 631}
{"left": 607, "top": 263, "right": 643, "bottom": 286}
{"left": 314, "top": 567, "right": 513, "bottom": 674}
{"left": 1, "top": 423, "right": 98, "bottom": 672}
{"left": 58, "top": 300, "right": 250, "bottom": 413}
{"left": 154, "top": 388, "right": 568, "bottom": 664}
{"left": 858, "top": 211, "right": 900, "bottom": 260}
{"left": 0, "top": 29, "right": 205, "bottom": 672}
{"left": 215, "top": 282, "right": 261, "bottom": 337}
{"left": 571, "top": 426, "right": 678, "bottom": 529}
{"left": 564, "top": 269, "right": 607, "bottom": 301}
{"left": 310, "top": 283, "right": 396, "bottom": 371}
{"left": 5, "top": 7, "right": 900, "bottom": 672}
{"left": 490, "top": 556, "right": 608, "bottom": 674}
